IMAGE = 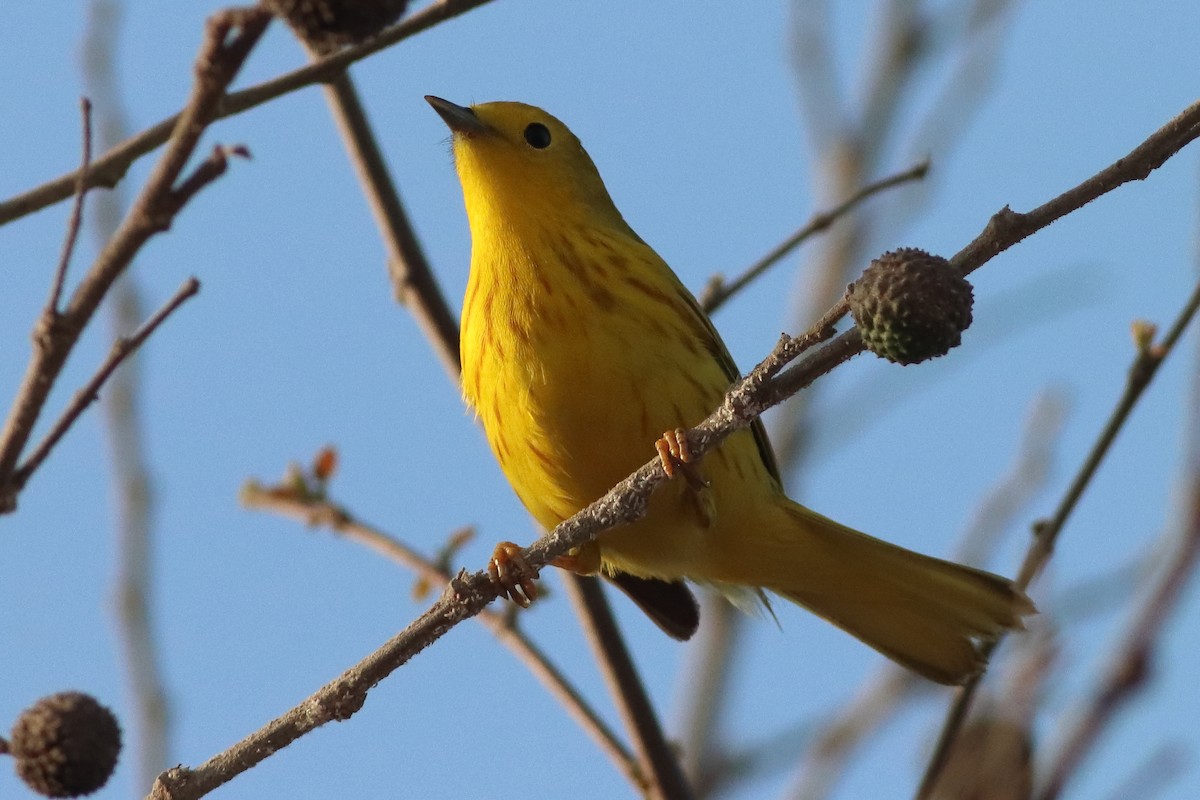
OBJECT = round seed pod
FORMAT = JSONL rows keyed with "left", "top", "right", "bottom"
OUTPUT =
{"left": 849, "top": 248, "right": 974, "bottom": 365}
{"left": 9, "top": 692, "right": 121, "bottom": 798}
{"left": 262, "top": 0, "right": 409, "bottom": 53}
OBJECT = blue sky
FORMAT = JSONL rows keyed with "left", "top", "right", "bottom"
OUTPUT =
{"left": 2, "top": 2, "right": 1199, "bottom": 798}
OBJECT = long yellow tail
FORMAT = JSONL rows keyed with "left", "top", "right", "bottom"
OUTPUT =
{"left": 747, "top": 501, "right": 1033, "bottom": 685}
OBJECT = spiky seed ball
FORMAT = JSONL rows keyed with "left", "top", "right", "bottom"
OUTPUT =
{"left": 9, "top": 692, "right": 121, "bottom": 798}
{"left": 849, "top": 248, "right": 974, "bottom": 365}
{"left": 261, "top": 0, "right": 409, "bottom": 53}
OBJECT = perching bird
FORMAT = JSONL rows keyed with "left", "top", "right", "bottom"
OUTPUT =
{"left": 427, "top": 95, "right": 1033, "bottom": 684}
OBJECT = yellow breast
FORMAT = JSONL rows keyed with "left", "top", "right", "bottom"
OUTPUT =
{"left": 461, "top": 220, "right": 778, "bottom": 581}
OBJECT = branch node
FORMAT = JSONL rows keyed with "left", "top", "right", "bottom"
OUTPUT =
{"left": 32, "top": 312, "right": 80, "bottom": 353}
{"left": 312, "top": 685, "right": 366, "bottom": 722}
{"left": 149, "top": 766, "right": 191, "bottom": 800}
{"left": 448, "top": 568, "right": 476, "bottom": 602}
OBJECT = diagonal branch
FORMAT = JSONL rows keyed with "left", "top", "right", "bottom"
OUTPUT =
{"left": 698, "top": 159, "right": 930, "bottom": 314}
{"left": 11, "top": 277, "right": 200, "bottom": 490}
{"left": 0, "top": 7, "right": 268, "bottom": 513}
{"left": 47, "top": 98, "right": 94, "bottom": 314}
{"left": 239, "top": 484, "right": 641, "bottom": 789}
{"left": 952, "top": 103, "right": 1200, "bottom": 276}
{"left": 1033, "top": 287, "right": 1200, "bottom": 800}
{"left": 0, "top": 0, "right": 496, "bottom": 227}
{"left": 314, "top": 64, "right": 461, "bottom": 382}
{"left": 147, "top": 292, "right": 849, "bottom": 800}
{"left": 916, "top": 275, "right": 1200, "bottom": 798}
{"left": 301, "top": 33, "right": 696, "bottom": 795}
{"left": 148, "top": 94, "right": 1200, "bottom": 800}
{"left": 562, "top": 575, "right": 693, "bottom": 799}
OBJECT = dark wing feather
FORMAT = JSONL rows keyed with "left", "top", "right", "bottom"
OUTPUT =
{"left": 607, "top": 573, "right": 700, "bottom": 640}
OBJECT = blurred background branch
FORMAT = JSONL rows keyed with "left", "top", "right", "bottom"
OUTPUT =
{"left": 239, "top": 465, "right": 644, "bottom": 790}
{"left": 83, "top": 2, "right": 172, "bottom": 790}
{"left": 3, "top": 3, "right": 1199, "bottom": 799}
{"left": 677, "top": 1, "right": 1022, "bottom": 791}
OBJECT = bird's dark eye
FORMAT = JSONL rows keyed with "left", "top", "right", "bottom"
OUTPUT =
{"left": 524, "top": 122, "right": 552, "bottom": 149}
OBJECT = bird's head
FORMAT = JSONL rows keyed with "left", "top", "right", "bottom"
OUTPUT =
{"left": 426, "top": 96, "right": 629, "bottom": 233}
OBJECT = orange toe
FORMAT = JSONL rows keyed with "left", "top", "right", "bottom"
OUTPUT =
{"left": 655, "top": 428, "right": 709, "bottom": 491}
{"left": 488, "top": 541, "right": 540, "bottom": 608}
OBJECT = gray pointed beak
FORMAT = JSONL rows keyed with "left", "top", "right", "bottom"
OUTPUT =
{"left": 425, "top": 95, "right": 490, "bottom": 136}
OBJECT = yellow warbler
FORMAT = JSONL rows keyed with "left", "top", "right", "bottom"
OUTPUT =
{"left": 428, "top": 96, "right": 1033, "bottom": 684}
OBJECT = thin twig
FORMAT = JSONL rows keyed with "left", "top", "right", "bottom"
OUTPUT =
{"left": 1037, "top": 488, "right": 1200, "bottom": 800}
{"left": 698, "top": 159, "right": 930, "bottom": 314}
{"left": 562, "top": 575, "right": 693, "bottom": 800}
{"left": 145, "top": 294, "right": 848, "bottom": 800}
{"left": 148, "top": 95, "right": 1200, "bottom": 800}
{"left": 303, "top": 34, "right": 684, "bottom": 794}
{"left": 952, "top": 111, "right": 1200, "bottom": 277}
{"left": 0, "top": 0, "right": 496, "bottom": 227}
{"left": 314, "top": 62, "right": 461, "bottom": 382}
{"left": 303, "top": 42, "right": 694, "bottom": 796}
{"left": 1034, "top": 283, "right": 1200, "bottom": 800}
{"left": 12, "top": 277, "right": 200, "bottom": 488}
{"left": 0, "top": 7, "right": 267, "bottom": 513}
{"left": 916, "top": 277, "right": 1200, "bottom": 799}
{"left": 1021, "top": 295, "right": 1200, "bottom": 587}
{"left": 787, "top": 393, "right": 1062, "bottom": 800}
{"left": 677, "top": 592, "right": 743, "bottom": 792}
{"left": 48, "top": 98, "right": 94, "bottom": 314}
{"left": 772, "top": 0, "right": 936, "bottom": 484}
{"left": 238, "top": 484, "right": 641, "bottom": 789}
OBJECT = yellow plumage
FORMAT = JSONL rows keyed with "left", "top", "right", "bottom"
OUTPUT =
{"left": 428, "top": 96, "right": 1033, "bottom": 684}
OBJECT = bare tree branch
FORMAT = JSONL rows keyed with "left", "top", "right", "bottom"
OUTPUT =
{"left": 699, "top": 159, "right": 930, "bottom": 315}
{"left": 917, "top": 273, "right": 1200, "bottom": 798}
{"left": 562, "top": 575, "right": 693, "bottom": 800}
{"left": 1034, "top": 286, "right": 1200, "bottom": 799}
{"left": 146, "top": 93, "right": 1200, "bottom": 800}
{"left": 11, "top": 277, "right": 200, "bottom": 491}
{"left": 314, "top": 63, "right": 461, "bottom": 383}
{"left": 239, "top": 481, "right": 642, "bottom": 789}
{"left": 48, "top": 98, "right": 93, "bottom": 314}
{"left": 0, "top": 7, "right": 268, "bottom": 512}
{"left": 145, "top": 284, "right": 849, "bottom": 800}
{"left": 0, "top": 0, "right": 496, "bottom": 227}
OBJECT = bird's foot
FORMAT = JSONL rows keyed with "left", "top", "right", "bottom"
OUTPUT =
{"left": 655, "top": 427, "right": 710, "bottom": 492}
{"left": 550, "top": 541, "right": 602, "bottom": 575}
{"left": 488, "top": 541, "right": 540, "bottom": 607}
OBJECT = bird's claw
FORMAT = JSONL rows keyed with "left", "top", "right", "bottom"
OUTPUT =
{"left": 655, "top": 427, "right": 710, "bottom": 491}
{"left": 488, "top": 541, "right": 540, "bottom": 608}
